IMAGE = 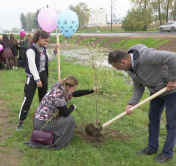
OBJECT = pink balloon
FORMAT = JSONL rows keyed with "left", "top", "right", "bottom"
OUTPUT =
{"left": 20, "top": 31, "right": 26, "bottom": 37}
{"left": 0, "top": 44, "right": 3, "bottom": 51}
{"left": 38, "top": 8, "right": 57, "bottom": 33}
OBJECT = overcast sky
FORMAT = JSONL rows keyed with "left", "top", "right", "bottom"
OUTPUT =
{"left": 0, "top": 0, "right": 131, "bottom": 30}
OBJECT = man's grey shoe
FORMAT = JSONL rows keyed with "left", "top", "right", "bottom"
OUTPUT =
{"left": 154, "top": 153, "right": 172, "bottom": 163}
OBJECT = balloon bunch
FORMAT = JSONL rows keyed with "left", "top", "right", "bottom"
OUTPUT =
{"left": 38, "top": 8, "right": 79, "bottom": 38}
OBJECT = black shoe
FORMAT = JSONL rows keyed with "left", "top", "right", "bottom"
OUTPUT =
{"left": 136, "top": 147, "right": 157, "bottom": 155}
{"left": 6, "top": 67, "right": 9, "bottom": 70}
{"left": 16, "top": 121, "right": 24, "bottom": 130}
{"left": 154, "top": 153, "right": 172, "bottom": 163}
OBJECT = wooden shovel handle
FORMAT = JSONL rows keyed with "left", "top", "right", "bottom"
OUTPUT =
{"left": 57, "top": 34, "right": 60, "bottom": 82}
{"left": 102, "top": 87, "right": 167, "bottom": 128}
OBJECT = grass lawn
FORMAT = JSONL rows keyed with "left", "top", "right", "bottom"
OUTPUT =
{"left": 0, "top": 51, "right": 175, "bottom": 165}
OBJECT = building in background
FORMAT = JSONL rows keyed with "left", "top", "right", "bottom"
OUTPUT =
{"left": 87, "top": 8, "right": 107, "bottom": 26}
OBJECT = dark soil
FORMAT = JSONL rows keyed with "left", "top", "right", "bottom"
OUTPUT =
{"left": 74, "top": 125, "right": 130, "bottom": 148}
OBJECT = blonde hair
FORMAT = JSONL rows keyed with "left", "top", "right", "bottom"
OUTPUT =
{"left": 0, "top": 35, "right": 2, "bottom": 40}
{"left": 27, "top": 33, "right": 32, "bottom": 48}
{"left": 61, "top": 76, "right": 78, "bottom": 100}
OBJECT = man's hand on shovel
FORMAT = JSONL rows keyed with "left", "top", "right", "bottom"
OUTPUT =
{"left": 85, "top": 87, "right": 167, "bottom": 137}
{"left": 166, "top": 81, "right": 176, "bottom": 91}
{"left": 125, "top": 105, "right": 134, "bottom": 115}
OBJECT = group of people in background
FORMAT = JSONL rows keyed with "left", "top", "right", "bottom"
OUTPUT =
{"left": 0, "top": 33, "right": 32, "bottom": 70}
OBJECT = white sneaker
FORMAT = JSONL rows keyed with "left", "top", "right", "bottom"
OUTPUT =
{"left": 13, "top": 66, "right": 15, "bottom": 69}
{"left": 15, "top": 67, "right": 17, "bottom": 69}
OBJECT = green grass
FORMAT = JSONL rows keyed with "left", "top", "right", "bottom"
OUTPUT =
{"left": 0, "top": 51, "right": 175, "bottom": 165}
{"left": 77, "top": 26, "right": 125, "bottom": 33}
{"left": 98, "top": 37, "right": 112, "bottom": 47}
{"left": 73, "top": 24, "right": 158, "bottom": 33}
{"left": 79, "top": 37, "right": 99, "bottom": 45}
{"left": 153, "top": 39, "right": 172, "bottom": 49}
{"left": 108, "top": 37, "right": 173, "bottom": 50}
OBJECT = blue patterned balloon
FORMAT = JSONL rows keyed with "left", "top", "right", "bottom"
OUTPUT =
{"left": 57, "top": 10, "right": 79, "bottom": 37}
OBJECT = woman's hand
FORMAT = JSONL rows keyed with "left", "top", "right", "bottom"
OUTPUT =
{"left": 73, "top": 104, "right": 76, "bottom": 110}
{"left": 125, "top": 105, "right": 134, "bottom": 115}
{"left": 37, "top": 81, "right": 42, "bottom": 88}
{"left": 93, "top": 86, "right": 99, "bottom": 92}
{"left": 54, "top": 43, "right": 60, "bottom": 53}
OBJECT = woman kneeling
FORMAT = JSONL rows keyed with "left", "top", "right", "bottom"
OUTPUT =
{"left": 25, "top": 75, "right": 96, "bottom": 149}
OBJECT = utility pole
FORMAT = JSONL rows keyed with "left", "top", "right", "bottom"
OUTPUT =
{"left": 111, "top": 0, "right": 112, "bottom": 31}
{"left": 96, "top": 9, "right": 97, "bottom": 32}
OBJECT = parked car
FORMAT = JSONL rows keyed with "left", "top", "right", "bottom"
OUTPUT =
{"left": 158, "top": 21, "right": 176, "bottom": 32}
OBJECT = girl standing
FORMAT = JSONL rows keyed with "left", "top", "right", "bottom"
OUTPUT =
{"left": 10, "top": 34, "right": 18, "bottom": 69}
{"left": 2, "top": 34, "right": 13, "bottom": 70}
{"left": 17, "top": 30, "right": 60, "bottom": 130}
{"left": 25, "top": 76, "right": 96, "bottom": 149}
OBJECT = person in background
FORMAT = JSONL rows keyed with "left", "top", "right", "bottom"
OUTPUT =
{"left": 18, "top": 36, "right": 27, "bottom": 68}
{"left": 26, "top": 33, "right": 32, "bottom": 48}
{"left": 25, "top": 76, "right": 97, "bottom": 149}
{"left": 0, "top": 35, "right": 5, "bottom": 69}
{"left": 108, "top": 44, "right": 176, "bottom": 163}
{"left": 10, "top": 34, "right": 18, "bottom": 69}
{"left": 16, "top": 30, "right": 60, "bottom": 130}
{"left": 18, "top": 33, "right": 32, "bottom": 49}
{"left": 2, "top": 34, "right": 13, "bottom": 70}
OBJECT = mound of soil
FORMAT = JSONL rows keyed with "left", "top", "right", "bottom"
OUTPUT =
{"left": 74, "top": 125, "right": 130, "bottom": 148}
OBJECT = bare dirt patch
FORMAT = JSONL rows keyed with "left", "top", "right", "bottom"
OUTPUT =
{"left": 75, "top": 125, "right": 130, "bottom": 148}
{"left": 0, "top": 100, "right": 22, "bottom": 166}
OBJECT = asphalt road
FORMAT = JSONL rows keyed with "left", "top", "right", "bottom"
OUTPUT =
{"left": 7, "top": 32, "right": 176, "bottom": 36}
{"left": 59, "top": 32, "right": 176, "bottom": 36}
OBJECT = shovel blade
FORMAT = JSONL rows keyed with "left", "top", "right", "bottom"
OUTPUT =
{"left": 85, "top": 123, "right": 103, "bottom": 137}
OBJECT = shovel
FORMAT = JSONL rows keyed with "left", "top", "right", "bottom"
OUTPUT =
{"left": 85, "top": 87, "right": 167, "bottom": 137}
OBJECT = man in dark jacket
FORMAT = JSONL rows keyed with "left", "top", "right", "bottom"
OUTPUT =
{"left": 108, "top": 44, "right": 176, "bottom": 163}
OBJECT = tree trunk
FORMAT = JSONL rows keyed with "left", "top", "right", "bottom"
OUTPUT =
{"left": 144, "top": 0, "right": 147, "bottom": 31}
{"left": 174, "top": 2, "right": 176, "bottom": 21}
{"left": 158, "top": 0, "right": 162, "bottom": 25}
{"left": 166, "top": 0, "right": 170, "bottom": 23}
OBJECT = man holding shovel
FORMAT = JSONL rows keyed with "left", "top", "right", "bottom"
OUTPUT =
{"left": 108, "top": 44, "right": 176, "bottom": 163}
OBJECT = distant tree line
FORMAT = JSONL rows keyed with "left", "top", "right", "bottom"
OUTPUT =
{"left": 68, "top": 2, "right": 90, "bottom": 28}
{"left": 20, "top": 3, "right": 90, "bottom": 32}
{"left": 20, "top": 5, "right": 49, "bottom": 31}
{"left": 122, "top": 0, "right": 176, "bottom": 31}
